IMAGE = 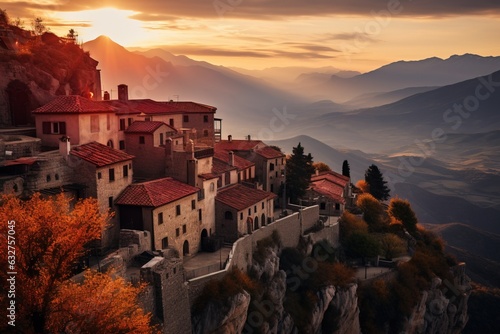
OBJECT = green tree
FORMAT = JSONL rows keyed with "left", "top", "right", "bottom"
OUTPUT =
{"left": 286, "top": 142, "right": 315, "bottom": 203}
{"left": 379, "top": 234, "right": 406, "bottom": 260}
{"left": 365, "top": 164, "right": 390, "bottom": 201}
{"left": 342, "top": 160, "right": 351, "bottom": 178}
{"left": 388, "top": 198, "right": 418, "bottom": 235}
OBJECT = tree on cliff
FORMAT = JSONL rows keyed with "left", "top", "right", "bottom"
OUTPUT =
{"left": 0, "top": 8, "right": 8, "bottom": 25}
{"left": 388, "top": 198, "right": 419, "bottom": 235}
{"left": 0, "top": 194, "right": 155, "bottom": 333}
{"left": 286, "top": 142, "right": 315, "bottom": 203}
{"left": 364, "top": 164, "right": 390, "bottom": 201}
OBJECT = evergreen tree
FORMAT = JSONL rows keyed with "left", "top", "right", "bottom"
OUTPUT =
{"left": 286, "top": 142, "right": 315, "bottom": 203}
{"left": 342, "top": 160, "right": 351, "bottom": 178}
{"left": 364, "top": 164, "right": 390, "bottom": 201}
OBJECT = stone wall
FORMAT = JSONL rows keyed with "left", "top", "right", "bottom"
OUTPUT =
{"left": 0, "top": 135, "right": 41, "bottom": 160}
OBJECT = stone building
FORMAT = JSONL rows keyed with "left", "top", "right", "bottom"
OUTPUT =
{"left": 213, "top": 149, "right": 255, "bottom": 185}
{"left": 215, "top": 184, "right": 276, "bottom": 242}
{"left": 305, "top": 171, "right": 352, "bottom": 216}
{"left": 68, "top": 140, "right": 134, "bottom": 250}
{"left": 116, "top": 177, "right": 211, "bottom": 257}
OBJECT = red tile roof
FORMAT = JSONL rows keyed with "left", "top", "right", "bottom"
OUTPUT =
{"left": 215, "top": 139, "right": 265, "bottom": 152}
{"left": 214, "top": 150, "right": 254, "bottom": 171}
{"left": 311, "top": 171, "right": 350, "bottom": 187}
{"left": 163, "top": 101, "right": 217, "bottom": 113}
{"left": 255, "top": 146, "right": 285, "bottom": 159}
{"left": 32, "top": 96, "right": 116, "bottom": 114}
{"left": 309, "top": 179, "right": 346, "bottom": 204}
{"left": 125, "top": 121, "right": 176, "bottom": 134}
{"left": 70, "top": 142, "right": 134, "bottom": 167}
{"left": 216, "top": 184, "right": 277, "bottom": 211}
{"left": 103, "top": 99, "right": 216, "bottom": 115}
{"left": 212, "top": 158, "right": 238, "bottom": 175}
{"left": 115, "top": 177, "right": 199, "bottom": 207}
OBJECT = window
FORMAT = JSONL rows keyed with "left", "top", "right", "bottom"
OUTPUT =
{"left": 160, "top": 133, "right": 164, "bottom": 145}
{"left": 128, "top": 118, "right": 133, "bottom": 126}
{"left": 176, "top": 228, "right": 180, "bottom": 237}
{"left": 225, "top": 211, "right": 233, "bottom": 220}
{"left": 203, "top": 130, "right": 209, "bottom": 137}
{"left": 183, "top": 115, "right": 189, "bottom": 123}
{"left": 191, "top": 199, "right": 196, "bottom": 210}
{"left": 123, "top": 165, "right": 128, "bottom": 177}
{"left": 182, "top": 224, "right": 187, "bottom": 234}
{"left": 106, "top": 114, "right": 111, "bottom": 130}
{"left": 210, "top": 182, "right": 215, "bottom": 192}
{"left": 320, "top": 202, "right": 326, "bottom": 210}
{"left": 262, "top": 202, "right": 265, "bottom": 209}
{"left": 240, "top": 212, "right": 243, "bottom": 220}
{"left": 46, "top": 175, "right": 51, "bottom": 182}
{"left": 270, "top": 184, "right": 274, "bottom": 192}
{"left": 119, "top": 119, "right": 126, "bottom": 131}
{"left": 97, "top": 172, "right": 102, "bottom": 179}
{"left": 270, "top": 163, "right": 275, "bottom": 171}
{"left": 108, "top": 196, "right": 113, "bottom": 208}
{"left": 169, "top": 118, "right": 174, "bottom": 126}
{"left": 176, "top": 204, "right": 181, "bottom": 216}
{"left": 335, "top": 203, "right": 340, "bottom": 210}
{"left": 203, "top": 115, "right": 209, "bottom": 123}
{"left": 129, "top": 163, "right": 132, "bottom": 169}
{"left": 254, "top": 206, "right": 257, "bottom": 213}
{"left": 42, "top": 122, "right": 66, "bottom": 134}
{"left": 90, "top": 115, "right": 99, "bottom": 133}
{"left": 107, "top": 140, "right": 113, "bottom": 148}
{"left": 276, "top": 171, "right": 278, "bottom": 178}
{"left": 199, "top": 209, "right": 202, "bottom": 222}
{"left": 158, "top": 212, "right": 163, "bottom": 225}
{"left": 119, "top": 140, "right": 125, "bottom": 150}
{"left": 248, "top": 208, "right": 251, "bottom": 216}
{"left": 162, "top": 237, "right": 168, "bottom": 249}
{"left": 55, "top": 174, "right": 59, "bottom": 181}
{"left": 139, "top": 136, "right": 145, "bottom": 144}
{"left": 145, "top": 117, "right": 152, "bottom": 121}
{"left": 109, "top": 168, "right": 115, "bottom": 182}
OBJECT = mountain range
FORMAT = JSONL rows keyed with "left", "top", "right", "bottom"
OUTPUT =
{"left": 83, "top": 36, "right": 500, "bottom": 287}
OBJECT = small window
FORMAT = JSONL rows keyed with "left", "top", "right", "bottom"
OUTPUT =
{"left": 270, "top": 184, "right": 274, "bottom": 192}
{"left": 182, "top": 224, "right": 187, "bottom": 234}
{"left": 108, "top": 196, "right": 113, "bottom": 208}
{"left": 162, "top": 237, "right": 168, "bottom": 248}
{"left": 129, "top": 163, "right": 132, "bottom": 169}
{"left": 335, "top": 203, "right": 340, "bottom": 210}
{"left": 320, "top": 202, "right": 326, "bottom": 210}
{"left": 109, "top": 168, "right": 115, "bottom": 182}
{"left": 176, "top": 204, "right": 181, "bottom": 216}
{"left": 119, "top": 119, "right": 126, "bottom": 131}
{"left": 46, "top": 175, "right": 51, "bottom": 182}
{"left": 107, "top": 140, "right": 113, "bottom": 148}
{"left": 123, "top": 165, "right": 128, "bottom": 177}
{"left": 97, "top": 172, "right": 102, "bottom": 179}
{"left": 169, "top": 118, "right": 174, "bottom": 126}
{"left": 240, "top": 212, "right": 243, "bottom": 220}
{"left": 128, "top": 118, "right": 133, "bottom": 126}
{"left": 270, "top": 163, "right": 275, "bottom": 171}
{"left": 106, "top": 114, "right": 111, "bottom": 130}
{"left": 158, "top": 212, "right": 163, "bottom": 225}
{"left": 248, "top": 208, "right": 251, "bottom": 216}
{"left": 119, "top": 140, "right": 125, "bottom": 150}
{"left": 191, "top": 199, "right": 196, "bottom": 210}
{"left": 145, "top": 117, "right": 152, "bottom": 121}
{"left": 203, "top": 115, "right": 209, "bottom": 123}
{"left": 91, "top": 115, "right": 100, "bottom": 133}
{"left": 160, "top": 133, "right": 164, "bottom": 145}
{"left": 55, "top": 174, "right": 59, "bottom": 181}
{"left": 254, "top": 206, "right": 257, "bottom": 213}
{"left": 199, "top": 209, "right": 202, "bottom": 222}
{"left": 210, "top": 182, "right": 215, "bottom": 192}
{"left": 139, "top": 136, "right": 145, "bottom": 144}
{"left": 42, "top": 122, "right": 66, "bottom": 134}
{"left": 176, "top": 228, "right": 180, "bottom": 237}
{"left": 225, "top": 211, "right": 233, "bottom": 220}
{"left": 262, "top": 202, "right": 264, "bottom": 209}
{"left": 183, "top": 115, "right": 189, "bottom": 123}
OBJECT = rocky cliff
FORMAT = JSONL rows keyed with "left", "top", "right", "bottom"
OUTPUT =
{"left": 0, "top": 25, "right": 100, "bottom": 126}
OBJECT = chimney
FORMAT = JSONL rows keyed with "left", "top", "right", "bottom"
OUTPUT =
{"left": 228, "top": 135, "right": 232, "bottom": 142}
{"left": 315, "top": 169, "right": 319, "bottom": 176}
{"left": 103, "top": 91, "right": 110, "bottom": 101}
{"left": 229, "top": 151, "right": 234, "bottom": 167}
{"left": 118, "top": 84, "right": 128, "bottom": 101}
{"left": 247, "top": 135, "right": 251, "bottom": 141}
{"left": 59, "top": 136, "right": 71, "bottom": 159}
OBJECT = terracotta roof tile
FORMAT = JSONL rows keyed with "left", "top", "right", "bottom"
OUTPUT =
{"left": 212, "top": 158, "right": 237, "bottom": 175}
{"left": 255, "top": 146, "right": 285, "bottom": 159}
{"left": 162, "top": 101, "right": 216, "bottom": 113}
{"left": 70, "top": 142, "right": 134, "bottom": 167}
{"left": 125, "top": 121, "right": 176, "bottom": 134}
{"left": 213, "top": 150, "right": 254, "bottom": 171}
{"left": 32, "top": 96, "right": 115, "bottom": 114}
{"left": 311, "top": 171, "right": 350, "bottom": 187}
{"left": 309, "top": 179, "right": 346, "bottom": 204}
{"left": 215, "top": 139, "right": 264, "bottom": 152}
{"left": 216, "top": 184, "right": 276, "bottom": 211}
{"left": 115, "top": 177, "right": 199, "bottom": 207}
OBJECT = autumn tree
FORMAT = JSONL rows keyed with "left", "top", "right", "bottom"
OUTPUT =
{"left": 0, "top": 194, "right": 109, "bottom": 333}
{"left": 313, "top": 161, "right": 331, "bottom": 173}
{"left": 342, "top": 160, "right": 351, "bottom": 178}
{"left": 286, "top": 142, "right": 315, "bottom": 203}
{"left": 356, "top": 179, "right": 369, "bottom": 193}
{"left": 379, "top": 234, "right": 406, "bottom": 260}
{"left": 345, "top": 232, "right": 380, "bottom": 262}
{"left": 356, "top": 193, "right": 388, "bottom": 232}
{"left": 388, "top": 198, "right": 418, "bottom": 235}
{"left": 48, "top": 270, "right": 157, "bottom": 333}
{"left": 339, "top": 211, "right": 368, "bottom": 243}
{"left": 365, "top": 164, "right": 390, "bottom": 201}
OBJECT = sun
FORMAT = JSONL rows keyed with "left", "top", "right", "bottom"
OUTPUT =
{"left": 56, "top": 8, "right": 150, "bottom": 46}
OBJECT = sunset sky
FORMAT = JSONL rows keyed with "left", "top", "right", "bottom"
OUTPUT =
{"left": 2, "top": 0, "right": 500, "bottom": 72}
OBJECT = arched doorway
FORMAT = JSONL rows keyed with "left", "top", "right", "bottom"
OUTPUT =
{"left": 247, "top": 217, "right": 253, "bottom": 234}
{"left": 6, "top": 80, "right": 35, "bottom": 126}
{"left": 107, "top": 140, "right": 114, "bottom": 148}
{"left": 254, "top": 216, "right": 259, "bottom": 230}
{"left": 183, "top": 240, "right": 189, "bottom": 256}
{"left": 200, "top": 229, "right": 208, "bottom": 251}
{"left": 261, "top": 214, "right": 266, "bottom": 227}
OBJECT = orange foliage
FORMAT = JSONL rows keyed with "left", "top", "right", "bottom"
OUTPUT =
{"left": 339, "top": 211, "right": 368, "bottom": 242}
{"left": 356, "top": 179, "right": 369, "bottom": 193}
{"left": 0, "top": 193, "right": 110, "bottom": 333}
{"left": 48, "top": 270, "right": 157, "bottom": 334}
